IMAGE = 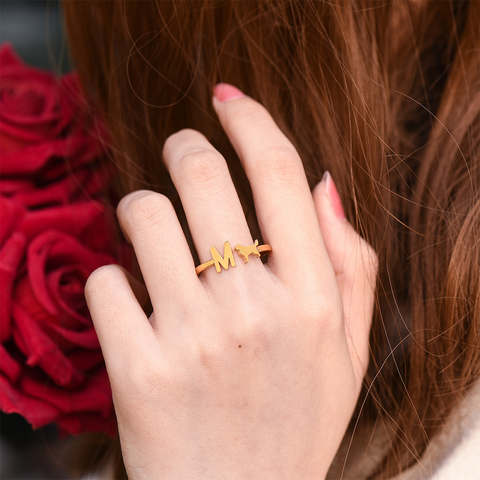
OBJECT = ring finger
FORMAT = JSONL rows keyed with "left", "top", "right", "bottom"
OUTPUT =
{"left": 163, "top": 129, "right": 263, "bottom": 281}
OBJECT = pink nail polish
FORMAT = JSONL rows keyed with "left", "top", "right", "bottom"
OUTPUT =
{"left": 213, "top": 83, "right": 245, "bottom": 102}
{"left": 323, "top": 171, "right": 346, "bottom": 221}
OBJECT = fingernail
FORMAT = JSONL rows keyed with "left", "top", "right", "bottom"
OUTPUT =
{"left": 213, "top": 83, "right": 245, "bottom": 102}
{"left": 323, "top": 171, "right": 346, "bottom": 221}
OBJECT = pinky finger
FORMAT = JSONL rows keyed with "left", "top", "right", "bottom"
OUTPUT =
{"left": 312, "top": 173, "right": 377, "bottom": 380}
{"left": 85, "top": 264, "right": 155, "bottom": 374}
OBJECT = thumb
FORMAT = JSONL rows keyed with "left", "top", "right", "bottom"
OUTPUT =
{"left": 312, "top": 172, "right": 377, "bottom": 379}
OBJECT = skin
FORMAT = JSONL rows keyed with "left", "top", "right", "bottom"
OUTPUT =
{"left": 85, "top": 86, "right": 377, "bottom": 479}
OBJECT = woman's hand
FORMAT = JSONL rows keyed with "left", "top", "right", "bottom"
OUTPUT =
{"left": 85, "top": 84, "right": 377, "bottom": 480}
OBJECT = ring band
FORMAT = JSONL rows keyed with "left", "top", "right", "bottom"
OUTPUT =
{"left": 195, "top": 240, "right": 272, "bottom": 276}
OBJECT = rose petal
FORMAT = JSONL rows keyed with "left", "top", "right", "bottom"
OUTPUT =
{"left": 20, "top": 367, "right": 112, "bottom": 417}
{"left": 68, "top": 349, "right": 104, "bottom": 372}
{"left": 0, "top": 135, "right": 88, "bottom": 176}
{"left": 0, "top": 47, "right": 89, "bottom": 159}
{"left": 18, "top": 263, "right": 90, "bottom": 332}
{"left": 1, "top": 66, "right": 59, "bottom": 128}
{"left": 36, "top": 323, "right": 100, "bottom": 352}
{"left": 0, "top": 344, "right": 22, "bottom": 383}
{"left": 1, "top": 69, "right": 58, "bottom": 119}
{"left": 1, "top": 96, "right": 58, "bottom": 132}
{"left": 41, "top": 133, "right": 108, "bottom": 181}
{"left": 0, "top": 177, "right": 33, "bottom": 196}
{"left": 19, "top": 202, "right": 116, "bottom": 253}
{"left": 0, "top": 140, "right": 64, "bottom": 175}
{"left": 47, "top": 265, "right": 93, "bottom": 328}
{"left": 9, "top": 176, "right": 74, "bottom": 208}
{"left": 43, "top": 323, "right": 100, "bottom": 351}
{"left": 52, "top": 265, "right": 88, "bottom": 303}
{"left": 11, "top": 303, "right": 85, "bottom": 388}
{"left": 26, "top": 230, "right": 116, "bottom": 318}
{"left": 3, "top": 85, "right": 45, "bottom": 116}
{"left": 57, "top": 411, "right": 117, "bottom": 437}
{"left": 26, "top": 236, "right": 58, "bottom": 316}
{"left": 8, "top": 162, "right": 113, "bottom": 208}
{"left": 0, "top": 232, "right": 27, "bottom": 341}
{"left": 14, "top": 275, "right": 60, "bottom": 325}
{"left": 0, "top": 197, "right": 26, "bottom": 248}
{"left": 0, "top": 375, "right": 61, "bottom": 429}
{"left": 1, "top": 87, "right": 60, "bottom": 149}
{"left": 41, "top": 233, "right": 115, "bottom": 272}
{"left": 0, "top": 130, "right": 31, "bottom": 155}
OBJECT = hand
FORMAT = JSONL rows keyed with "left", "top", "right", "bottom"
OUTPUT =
{"left": 85, "top": 84, "right": 377, "bottom": 480}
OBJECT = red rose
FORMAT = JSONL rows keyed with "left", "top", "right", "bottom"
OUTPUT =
{"left": 0, "top": 44, "right": 76, "bottom": 155}
{"left": 0, "top": 202, "right": 122, "bottom": 436}
{"left": 0, "top": 44, "right": 128, "bottom": 436}
{"left": 0, "top": 44, "right": 111, "bottom": 206}
{"left": 1, "top": 199, "right": 119, "bottom": 339}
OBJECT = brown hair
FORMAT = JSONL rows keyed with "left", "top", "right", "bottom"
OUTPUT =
{"left": 63, "top": 1, "right": 480, "bottom": 478}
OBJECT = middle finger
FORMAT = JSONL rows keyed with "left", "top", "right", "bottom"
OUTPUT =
{"left": 212, "top": 86, "right": 332, "bottom": 288}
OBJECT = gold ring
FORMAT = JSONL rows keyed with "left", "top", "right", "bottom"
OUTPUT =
{"left": 195, "top": 240, "right": 272, "bottom": 276}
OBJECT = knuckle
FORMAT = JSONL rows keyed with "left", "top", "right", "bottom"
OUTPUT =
{"left": 240, "top": 319, "right": 272, "bottom": 349}
{"left": 123, "top": 358, "right": 165, "bottom": 393}
{"left": 253, "top": 145, "right": 305, "bottom": 190}
{"left": 119, "top": 191, "right": 172, "bottom": 232}
{"left": 196, "top": 337, "right": 226, "bottom": 372}
{"left": 119, "top": 343, "right": 173, "bottom": 390}
{"left": 230, "top": 303, "right": 274, "bottom": 350}
{"left": 194, "top": 305, "right": 274, "bottom": 366}
{"left": 299, "top": 292, "right": 343, "bottom": 336}
{"left": 301, "top": 293, "right": 329, "bottom": 321}
{"left": 177, "top": 149, "right": 228, "bottom": 187}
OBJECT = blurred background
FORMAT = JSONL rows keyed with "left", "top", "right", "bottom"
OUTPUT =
{"left": 1, "top": 1, "right": 71, "bottom": 478}
{"left": 0, "top": 0, "right": 67, "bottom": 70}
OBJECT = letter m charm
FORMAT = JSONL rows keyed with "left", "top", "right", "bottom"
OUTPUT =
{"left": 211, "top": 241, "right": 237, "bottom": 273}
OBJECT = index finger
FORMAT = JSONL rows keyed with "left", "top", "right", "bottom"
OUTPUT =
{"left": 212, "top": 84, "right": 332, "bottom": 286}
